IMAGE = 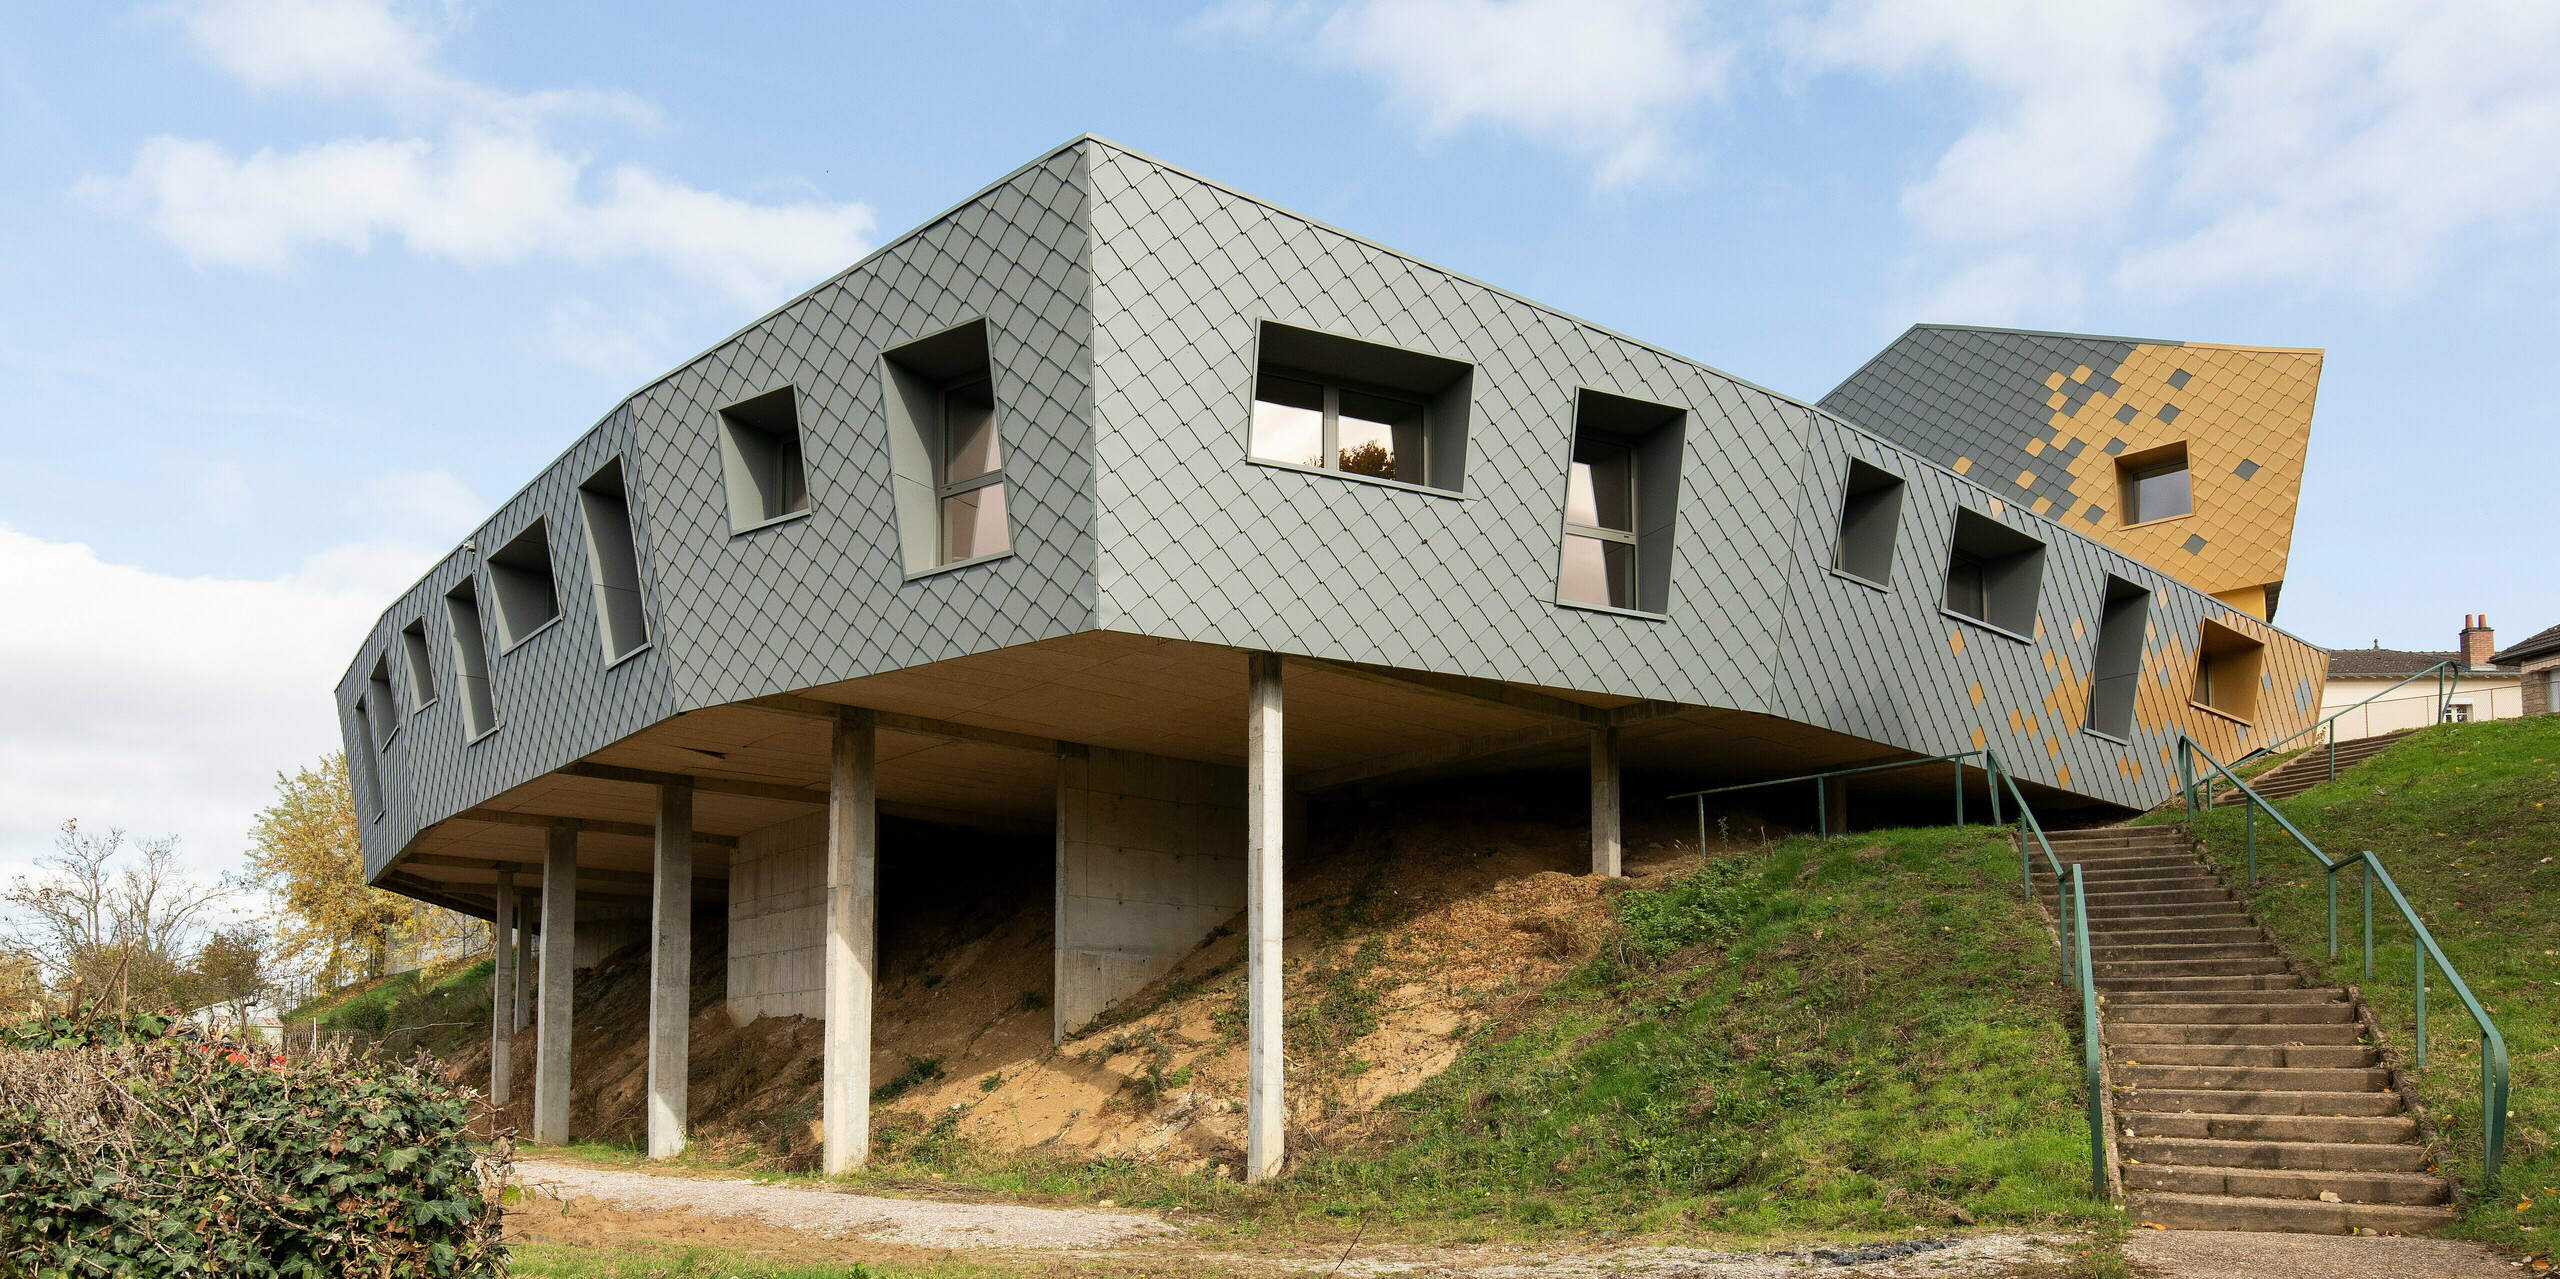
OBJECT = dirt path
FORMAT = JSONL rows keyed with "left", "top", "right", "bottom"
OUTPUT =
{"left": 2123, "top": 1228, "right": 2518, "bottom": 1278}
{"left": 513, "top": 1157, "right": 1180, "bottom": 1249}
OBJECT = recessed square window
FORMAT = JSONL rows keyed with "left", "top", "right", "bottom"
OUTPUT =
{"left": 716, "top": 386, "right": 810, "bottom": 532}
{"left": 352, "top": 691, "right": 388, "bottom": 820}
{"left": 1555, "top": 389, "right": 1683, "bottom": 614}
{"left": 1832, "top": 459, "right": 1905, "bottom": 585}
{"left": 2192, "top": 618, "right": 2265, "bottom": 722}
{"left": 486, "top": 519, "right": 560, "bottom": 652}
{"left": 883, "top": 320, "right": 1013, "bottom": 573}
{"left": 577, "top": 459, "right": 650, "bottom": 661}
{"left": 2084, "top": 576, "right": 2151, "bottom": 739}
{"left": 2117, "top": 442, "right": 2191, "bottom": 524}
{"left": 399, "top": 620, "right": 435, "bottom": 714}
{"left": 1247, "top": 321, "right": 1472, "bottom": 492}
{"left": 444, "top": 579, "right": 498, "bottom": 739}
{"left": 1942, "top": 508, "right": 2046, "bottom": 637}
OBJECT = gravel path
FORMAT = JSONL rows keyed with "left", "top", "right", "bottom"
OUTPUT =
{"left": 514, "top": 1158, "right": 1182, "bottom": 1250}
{"left": 2124, "top": 1228, "right": 2517, "bottom": 1279}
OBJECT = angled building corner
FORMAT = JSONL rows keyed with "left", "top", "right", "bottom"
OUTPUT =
{"left": 1820, "top": 324, "right": 2321, "bottom": 623}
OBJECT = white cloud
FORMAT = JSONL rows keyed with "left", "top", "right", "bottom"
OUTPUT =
{"left": 1203, "top": 0, "right": 1732, "bottom": 184}
{"left": 0, "top": 488, "right": 466, "bottom": 875}
{"left": 1791, "top": 0, "right": 2560, "bottom": 319}
{"left": 536, "top": 295, "right": 676, "bottom": 381}
{"left": 85, "top": 0, "right": 872, "bottom": 308}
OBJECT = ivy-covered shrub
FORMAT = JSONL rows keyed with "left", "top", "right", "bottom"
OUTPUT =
{"left": 0, "top": 1008, "right": 507, "bottom": 1277}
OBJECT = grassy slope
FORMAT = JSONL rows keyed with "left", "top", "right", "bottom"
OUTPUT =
{"left": 285, "top": 955, "right": 494, "bottom": 1060}
{"left": 855, "top": 826, "right": 2110, "bottom": 1247}
{"left": 2151, "top": 717, "right": 2560, "bottom": 1251}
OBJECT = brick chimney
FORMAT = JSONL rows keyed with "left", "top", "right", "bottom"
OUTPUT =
{"left": 2460, "top": 614, "right": 2496, "bottom": 667}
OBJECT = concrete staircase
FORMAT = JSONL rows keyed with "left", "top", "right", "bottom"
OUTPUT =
{"left": 2214, "top": 729, "right": 2416, "bottom": 805}
{"left": 2032, "top": 824, "right": 2453, "bottom": 1235}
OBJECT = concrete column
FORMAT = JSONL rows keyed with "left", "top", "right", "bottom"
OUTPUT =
{"left": 823, "top": 707, "right": 878, "bottom": 1176}
{"left": 533, "top": 820, "right": 578, "bottom": 1146}
{"left": 647, "top": 781, "right": 693, "bottom": 1160}
{"left": 1590, "top": 725, "right": 1622, "bottom": 878}
{"left": 1245, "top": 651, "right": 1285, "bottom": 1182}
{"left": 489, "top": 867, "right": 514, "bottom": 1107}
{"left": 514, "top": 887, "right": 532, "bottom": 1031}
{"left": 1823, "top": 777, "right": 1849, "bottom": 837}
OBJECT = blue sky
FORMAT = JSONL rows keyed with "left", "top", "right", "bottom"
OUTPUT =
{"left": 2, "top": 0, "right": 2555, "bottom": 878}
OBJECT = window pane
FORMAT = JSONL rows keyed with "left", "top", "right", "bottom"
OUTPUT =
{"left": 1560, "top": 534, "right": 1632, "bottom": 609}
{"left": 945, "top": 378, "right": 1000, "bottom": 482}
{"left": 942, "top": 483, "right": 1009, "bottom": 562}
{"left": 1568, "top": 441, "right": 1633, "bottom": 531}
{"left": 1251, "top": 374, "right": 1325, "bottom": 467}
{"left": 2130, "top": 464, "right": 2190, "bottom": 523}
{"left": 1338, "top": 389, "right": 1421, "bottom": 481}
{"left": 1945, "top": 555, "right": 1986, "bottom": 621}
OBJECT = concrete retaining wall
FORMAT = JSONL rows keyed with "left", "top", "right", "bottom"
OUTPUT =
{"left": 725, "top": 811, "right": 827, "bottom": 1025}
{"left": 1054, "top": 745, "right": 1246, "bottom": 1039}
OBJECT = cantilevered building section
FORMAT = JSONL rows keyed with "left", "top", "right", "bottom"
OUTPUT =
{"left": 334, "top": 138, "right": 2328, "bottom": 1180}
{"left": 1820, "top": 325, "right": 2320, "bottom": 622}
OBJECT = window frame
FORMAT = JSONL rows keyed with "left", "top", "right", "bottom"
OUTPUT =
{"left": 1250, "top": 364, "right": 1431, "bottom": 483}
{"left": 2116, "top": 442, "right": 2193, "bottom": 528}
{"left": 1557, "top": 434, "right": 1638, "bottom": 611}
{"left": 933, "top": 371, "right": 1009, "bottom": 566}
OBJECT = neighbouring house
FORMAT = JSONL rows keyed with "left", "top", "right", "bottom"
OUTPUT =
{"left": 2321, "top": 615, "right": 2522, "bottom": 740}
{"left": 333, "top": 136, "right": 2332, "bottom": 1178}
{"left": 2492, "top": 622, "right": 2560, "bottom": 717}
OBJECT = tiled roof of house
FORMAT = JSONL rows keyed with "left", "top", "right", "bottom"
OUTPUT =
{"left": 2491, "top": 622, "right": 2560, "bottom": 665}
{"left": 2327, "top": 647, "right": 2515, "bottom": 676}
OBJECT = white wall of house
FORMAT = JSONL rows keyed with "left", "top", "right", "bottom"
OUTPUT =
{"left": 2319, "top": 673, "right": 2523, "bottom": 741}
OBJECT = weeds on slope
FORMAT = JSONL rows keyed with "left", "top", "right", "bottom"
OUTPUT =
{"left": 2159, "top": 717, "right": 2560, "bottom": 1255}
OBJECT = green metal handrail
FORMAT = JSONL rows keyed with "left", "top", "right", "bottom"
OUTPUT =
{"left": 2176, "top": 734, "right": 2509, "bottom": 1188}
{"left": 2232, "top": 659, "right": 2461, "bottom": 781}
{"left": 1667, "top": 749, "right": 1998, "bottom": 841}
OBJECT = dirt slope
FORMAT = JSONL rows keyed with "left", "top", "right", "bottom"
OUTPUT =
{"left": 444, "top": 774, "right": 1710, "bottom": 1172}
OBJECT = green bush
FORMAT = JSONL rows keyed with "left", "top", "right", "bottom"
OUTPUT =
{"left": 0, "top": 1008, "right": 506, "bottom": 1277}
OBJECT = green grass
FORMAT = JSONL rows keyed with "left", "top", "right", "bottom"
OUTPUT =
{"left": 287, "top": 954, "right": 494, "bottom": 1057}
{"left": 834, "top": 826, "right": 2113, "bottom": 1245}
{"left": 2154, "top": 717, "right": 2560, "bottom": 1253}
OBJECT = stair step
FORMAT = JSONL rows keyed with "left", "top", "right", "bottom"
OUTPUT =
{"left": 2098, "top": 974, "right": 2303, "bottom": 993}
{"left": 2096, "top": 958, "right": 2291, "bottom": 979}
{"left": 2091, "top": 943, "right": 2281, "bottom": 962}
{"left": 2123, "top": 1136, "right": 2427, "bottom": 1172}
{"left": 2128, "top": 1190, "right": 2453, "bottom": 1235}
{"left": 2114, "top": 1044, "right": 2374, "bottom": 1068}
{"left": 2111, "top": 1022, "right": 2364, "bottom": 1046}
{"left": 2124, "top": 1163, "right": 2447, "bottom": 1205}
{"left": 2082, "top": 888, "right": 2235, "bottom": 908}
{"left": 2115, "top": 1063, "right": 2389, "bottom": 1092}
{"left": 2086, "top": 906, "right": 2250, "bottom": 927}
{"left": 2122, "top": 1111, "right": 2417, "bottom": 1144}
{"left": 2089, "top": 934, "right": 2266, "bottom": 954}
{"left": 2117, "top": 1088, "right": 2404, "bottom": 1117}
{"left": 2105, "top": 987, "right": 2341, "bottom": 1005}
{"left": 2110, "top": 1002, "right": 2356, "bottom": 1024}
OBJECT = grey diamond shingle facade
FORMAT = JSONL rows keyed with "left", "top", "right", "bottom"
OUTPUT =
{"left": 338, "top": 137, "right": 2324, "bottom": 884}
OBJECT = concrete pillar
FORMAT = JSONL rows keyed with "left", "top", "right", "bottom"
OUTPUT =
{"left": 1590, "top": 724, "right": 1622, "bottom": 878}
{"left": 1824, "top": 777, "right": 1849, "bottom": 837}
{"left": 823, "top": 707, "right": 878, "bottom": 1175}
{"left": 647, "top": 781, "right": 693, "bottom": 1160}
{"left": 489, "top": 867, "right": 514, "bottom": 1107}
{"left": 1245, "top": 651, "right": 1285, "bottom": 1182}
{"left": 514, "top": 886, "right": 532, "bottom": 1031}
{"left": 533, "top": 820, "right": 578, "bottom": 1146}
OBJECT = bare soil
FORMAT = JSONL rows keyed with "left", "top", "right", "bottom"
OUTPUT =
{"left": 445, "top": 774, "right": 1725, "bottom": 1174}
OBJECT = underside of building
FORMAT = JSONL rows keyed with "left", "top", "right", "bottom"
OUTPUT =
{"left": 335, "top": 136, "right": 2328, "bottom": 1177}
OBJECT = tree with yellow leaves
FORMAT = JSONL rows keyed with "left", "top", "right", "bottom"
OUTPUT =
{"left": 241, "top": 753, "right": 414, "bottom": 990}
